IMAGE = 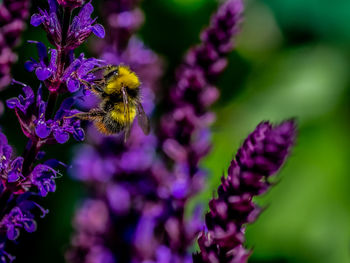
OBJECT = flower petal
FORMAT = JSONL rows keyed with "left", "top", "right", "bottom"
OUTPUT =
{"left": 53, "top": 129, "right": 69, "bottom": 144}
{"left": 30, "top": 14, "right": 44, "bottom": 27}
{"left": 35, "top": 121, "right": 51, "bottom": 139}
{"left": 92, "top": 24, "right": 105, "bottom": 38}
{"left": 35, "top": 67, "right": 51, "bottom": 81}
{"left": 67, "top": 78, "right": 80, "bottom": 92}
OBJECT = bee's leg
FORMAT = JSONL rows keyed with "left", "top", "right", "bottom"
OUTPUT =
{"left": 66, "top": 109, "right": 105, "bottom": 121}
{"left": 87, "top": 65, "right": 112, "bottom": 74}
{"left": 87, "top": 66, "right": 106, "bottom": 74}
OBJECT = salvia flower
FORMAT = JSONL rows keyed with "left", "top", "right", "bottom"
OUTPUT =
{"left": 65, "top": 2, "right": 105, "bottom": 49}
{"left": 193, "top": 120, "right": 297, "bottom": 263}
{"left": 24, "top": 41, "right": 57, "bottom": 81}
{"left": 6, "top": 83, "right": 84, "bottom": 143}
{"left": 0, "top": 0, "right": 105, "bottom": 260}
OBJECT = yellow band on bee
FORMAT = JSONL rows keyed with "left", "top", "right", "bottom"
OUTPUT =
{"left": 104, "top": 66, "right": 141, "bottom": 95}
{"left": 110, "top": 103, "right": 137, "bottom": 122}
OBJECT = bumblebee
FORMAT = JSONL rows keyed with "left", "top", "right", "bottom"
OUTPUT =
{"left": 71, "top": 65, "right": 150, "bottom": 141}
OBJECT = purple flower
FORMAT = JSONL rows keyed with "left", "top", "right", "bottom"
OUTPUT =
{"left": 24, "top": 41, "right": 57, "bottom": 81}
{"left": 193, "top": 120, "right": 297, "bottom": 263}
{"left": 0, "top": 132, "right": 13, "bottom": 172}
{"left": 7, "top": 157, "right": 24, "bottom": 183}
{"left": 7, "top": 84, "right": 84, "bottom": 143}
{"left": 30, "top": 164, "right": 59, "bottom": 197}
{"left": 2, "top": 207, "right": 36, "bottom": 240}
{"left": 0, "top": 0, "right": 30, "bottom": 90}
{"left": 30, "top": 5, "right": 62, "bottom": 47}
{"left": 6, "top": 82, "right": 34, "bottom": 114}
{"left": 62, "top": 53, "right": 103, "bottom": 93}
{"left": 65, "top": 2, "right": 105, "bottom": 49}
{"left": 34, "top": 97, "right": 85, "bottom": 143}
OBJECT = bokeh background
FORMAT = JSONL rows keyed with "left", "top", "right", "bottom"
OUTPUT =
{"left": 1, "top": 0, "right": 350, "bottom": 262}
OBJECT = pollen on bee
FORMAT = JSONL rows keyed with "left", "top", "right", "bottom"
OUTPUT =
{"left": 105, "top": 65, "right": 141, "bottom": 94}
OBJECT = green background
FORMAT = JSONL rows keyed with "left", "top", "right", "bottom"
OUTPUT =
{"left": 1, "top": 0, "right": 350, "bottom": 262}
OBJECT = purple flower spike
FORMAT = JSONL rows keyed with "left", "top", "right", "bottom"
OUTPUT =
{"left": 1, "top": 0, "right": 105, "bottom": 259}
{"left": 193, "top": 120, "right": 297, "bottom": 263}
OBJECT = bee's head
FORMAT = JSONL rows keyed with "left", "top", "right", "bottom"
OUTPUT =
{"left": 103, "top": 65, "right": 119, "bottom": 80}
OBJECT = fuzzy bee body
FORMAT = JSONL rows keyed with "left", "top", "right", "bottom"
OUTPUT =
{"left": 72, "top": 65, "right": 149, "bottom": 140}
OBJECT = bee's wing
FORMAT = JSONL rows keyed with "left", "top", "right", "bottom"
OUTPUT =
{"left": 136, "top": 103, "right": 150, "bottom": 135}
{"left": 122, "top": 87, "right": 131, "bottom": 142}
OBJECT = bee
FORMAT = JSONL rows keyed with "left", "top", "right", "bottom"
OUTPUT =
{"left": 70, "top": 65, "right": 150, "bottom": 141}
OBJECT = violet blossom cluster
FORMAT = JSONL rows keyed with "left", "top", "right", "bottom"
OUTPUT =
{"left": 193, "top": 120, "right": 296, "bottom": 263}
{"left": 0, "top": 0, "right": 105, "bottom": 261}
{"left": 0, "top": 0, "right": 30, "bottom": 90}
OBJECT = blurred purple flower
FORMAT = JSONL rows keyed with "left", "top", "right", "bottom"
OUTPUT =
{"left": 57, "top": 0, "right": 84, "bottom": 10}
{"left": 0, "top": 0, "right": 30, "bottom": 90}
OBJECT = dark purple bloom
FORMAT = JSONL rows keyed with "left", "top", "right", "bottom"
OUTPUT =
{"left": 2, "top": 207, "right": 36, "bottom": 240}
{"left": 6, "top": 82, "right": 34, "bottom": 114}
{"left": 0, "top": 131, "right": 12, "bottom": 172}
{"left": 7, "top": 84, "right": 84, "bottom": 143}
{"left": 30, "top": 164, "right": 59, "bottom": 197}
{"left": 30, "top": 7, "right": 61, "bottom": 47}
{"left": 65, "top": 2, "right": 105, "bottom": 49}
{"left": 0, "top": 200, "right": 49, "bottom": 243}
{"left": 24, "top": 41, "right": 57, "bottom": 81}
{"left": 193, "top": 120, "right": 297, "bottom": 263}
{"left": 62, "top": 53, "right": 103, "bottom": 93}
{"left": 0, "top": 0, "right": 30, "bottom": 90}
{"left": 7, "top": 157, "right": 24, "bottom": 183}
